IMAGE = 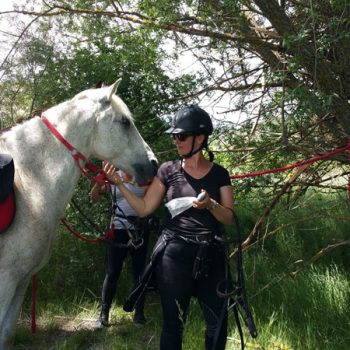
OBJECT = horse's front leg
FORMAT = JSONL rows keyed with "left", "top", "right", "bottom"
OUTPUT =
{"left": 0, "top": 274, "right": 31, "bottom": 350}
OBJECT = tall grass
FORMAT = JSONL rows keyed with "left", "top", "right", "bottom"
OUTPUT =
{"left": 235, "top": 190, "right": 350, "bottom": 350}
{"left": 14, "top": 191, "right": 350, "bottom": 349}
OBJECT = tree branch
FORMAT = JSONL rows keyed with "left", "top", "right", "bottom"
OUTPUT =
{"left": 230, "top": 164, "right": 310, "bottom": 259}
{"left": 290, "top": 240, "right": 350, "bottom": 278}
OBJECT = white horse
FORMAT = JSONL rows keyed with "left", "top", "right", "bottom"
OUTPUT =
{"left": 0, "top": 79, "right": 157, "bottom": 349}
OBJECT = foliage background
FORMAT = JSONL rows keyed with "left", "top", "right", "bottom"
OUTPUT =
{"left": 1, "top": 0, "right": 349, "bottom": 349}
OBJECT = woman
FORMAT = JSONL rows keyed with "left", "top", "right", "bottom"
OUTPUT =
{"left": 104, "top": 106, "right": 234, "bottom": 350}
{"left": 90, "top": 171, "right": 152, "bottom": 326}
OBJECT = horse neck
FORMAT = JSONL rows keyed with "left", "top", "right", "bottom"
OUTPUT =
{"left": 0, "top": 102, "right": 97, "bottom": 220}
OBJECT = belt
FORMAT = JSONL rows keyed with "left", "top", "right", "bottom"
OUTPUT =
{"left": 177, "top": 233, "right": 217, "bottom": 244}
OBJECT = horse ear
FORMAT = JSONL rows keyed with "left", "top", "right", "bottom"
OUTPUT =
{"left": 108, "top": 78, "right": 122, "bottom": 100}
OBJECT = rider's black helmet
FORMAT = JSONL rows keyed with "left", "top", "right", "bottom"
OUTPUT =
{"left": 166, "top": 106, "right": 213, "bottom": 135}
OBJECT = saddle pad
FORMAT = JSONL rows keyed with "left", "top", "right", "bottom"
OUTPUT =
{"left": 0, "top": 154, "right": 16, "bottom": 233}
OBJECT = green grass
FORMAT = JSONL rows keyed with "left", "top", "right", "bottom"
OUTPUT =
{"left": 247, "top": 264, "right": 350, "bottom": 350}
{"left": 15, "top": 297, "right": 162, "bottom": 350}
{"left": 15, "top": 265, "right": 350, "bottom": 349}
{"left": 14, "top": 191, "right": 350, "bottom": 349}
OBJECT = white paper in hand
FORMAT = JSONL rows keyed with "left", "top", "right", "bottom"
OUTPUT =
{"left": 165, "top": 192, "right": 206, "bottom": 218}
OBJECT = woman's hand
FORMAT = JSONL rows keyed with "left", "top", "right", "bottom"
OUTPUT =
{"left": 192, "top": 190, "right": 211, "bottom": 210}
{"left": 103, "top": 161, "right": 123, "bottom": 186}
{"left": 90, "top": 182, "right": 107, "bottom": 202}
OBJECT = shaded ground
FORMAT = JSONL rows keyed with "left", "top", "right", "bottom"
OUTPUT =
{"left": 14, "top": 312, "right": 159, "bottom": 350}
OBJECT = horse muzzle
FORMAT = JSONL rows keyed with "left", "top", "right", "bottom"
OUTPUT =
{"left": 133, "top": 159, "right": 158, "bottom": 186}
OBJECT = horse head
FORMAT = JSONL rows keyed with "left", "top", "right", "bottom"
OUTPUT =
{"left": 86, "top": 79, "right": 158, "bottom": 185}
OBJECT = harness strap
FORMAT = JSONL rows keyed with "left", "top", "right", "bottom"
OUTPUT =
{"left": 106, "top": 228, "right": 144, "bottom": 249}
{"left": 123, "top": 233, "right": 170, "bottom": 312}
{"left": 70, "top": 197, "right": 103, "bottom": 234}
{"left": 211, "top": 240, "right": 232, "bottom": 350}
{"left": 233, "top": 210, "right": 257, "bottom": 340}
{"left": 110, "top": 186, "right": 145, "bottom": 249}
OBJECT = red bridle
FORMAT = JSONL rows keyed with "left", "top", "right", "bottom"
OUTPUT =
{"left": 41, "top": 115, "right": 107, "bottom": 183}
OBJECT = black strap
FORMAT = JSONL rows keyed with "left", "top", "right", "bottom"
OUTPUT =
{"left": 123, "top": 233, "right": 170, "bottom": 312}
{"left": 233, "top": 211, "right": 257, "bottom": 339}
{"left": 70, "top": 197, "right": 104, "bottom": 235}
{"left": 232, "top": 302, "right": 245, "bottom": 350}
{"left": 211, "top": 241, "right": 231, "bottom": 350}
{"left": 213, "top": 212, "right": 257, "bottom": 350}
{"left": 211, "top": 286, "right": 229, "bottom": 350}
{"left": 179, "top": 135, "right": 207, "bottom": 159}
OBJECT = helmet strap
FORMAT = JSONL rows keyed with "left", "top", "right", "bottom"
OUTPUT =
{"left": 180, "top": 135, "right": 206, "bottom": 159}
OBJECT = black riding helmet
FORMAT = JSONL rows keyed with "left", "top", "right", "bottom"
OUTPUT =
{"left": 166, "top": 106, "right": 214, "bottom": 160}
{"left": 166, "top": 105, "right": 213, "bottom": 135}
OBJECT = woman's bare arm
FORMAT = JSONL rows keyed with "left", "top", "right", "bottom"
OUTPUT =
{"left": 103, "top": 162, "right": 165, "bottom": 217}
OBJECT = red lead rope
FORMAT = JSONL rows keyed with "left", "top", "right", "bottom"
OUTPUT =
{"left": 31, "top": 275, "right": 36, "bottom": 333}
{"left": 60, "top": 220, "right": 115, "bottom": 243}
{"left": 230, "top": 141, "right": 350, "bottom": 180}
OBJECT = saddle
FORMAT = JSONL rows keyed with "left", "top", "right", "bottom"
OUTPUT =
{"left": 0, "top": 154, "right": 16, "bottom": 233}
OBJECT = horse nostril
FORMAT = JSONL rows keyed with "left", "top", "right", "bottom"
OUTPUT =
{"left": 151, "top": 159, "right": 158, "bottom": 176}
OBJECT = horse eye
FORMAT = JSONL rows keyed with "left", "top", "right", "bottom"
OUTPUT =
{"left": 121, "top": 116, "right": 130, "bottom": 127}
{"left": 100, "top": 99, "right": 110, "bottom": 108}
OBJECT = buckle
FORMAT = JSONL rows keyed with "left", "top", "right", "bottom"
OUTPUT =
{"left": 130, "top": 237, "right": 144, "bottom": 249}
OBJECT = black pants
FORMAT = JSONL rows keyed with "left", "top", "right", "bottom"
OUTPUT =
{"left": 156, "top": 239, "right": 228, "bottom": 350}
{"left": 101, "top": 228, "right": 149, "bottom": 311}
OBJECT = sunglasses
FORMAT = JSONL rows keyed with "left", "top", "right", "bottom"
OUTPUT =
{"left": 172, "top": 133, "right": 193, "bottom": 142}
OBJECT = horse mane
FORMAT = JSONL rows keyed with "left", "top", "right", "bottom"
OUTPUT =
{"left": 0, "top": 107, "right": 50, "bottom": 135}
{"left": 0, "top": 82, "right": 131, "bottom": 135}
{"left": 0, "top": 116, "right": 35, "bottom": 135}
{"left": 0, "top": 81, "right": 105, "bottom": 135}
